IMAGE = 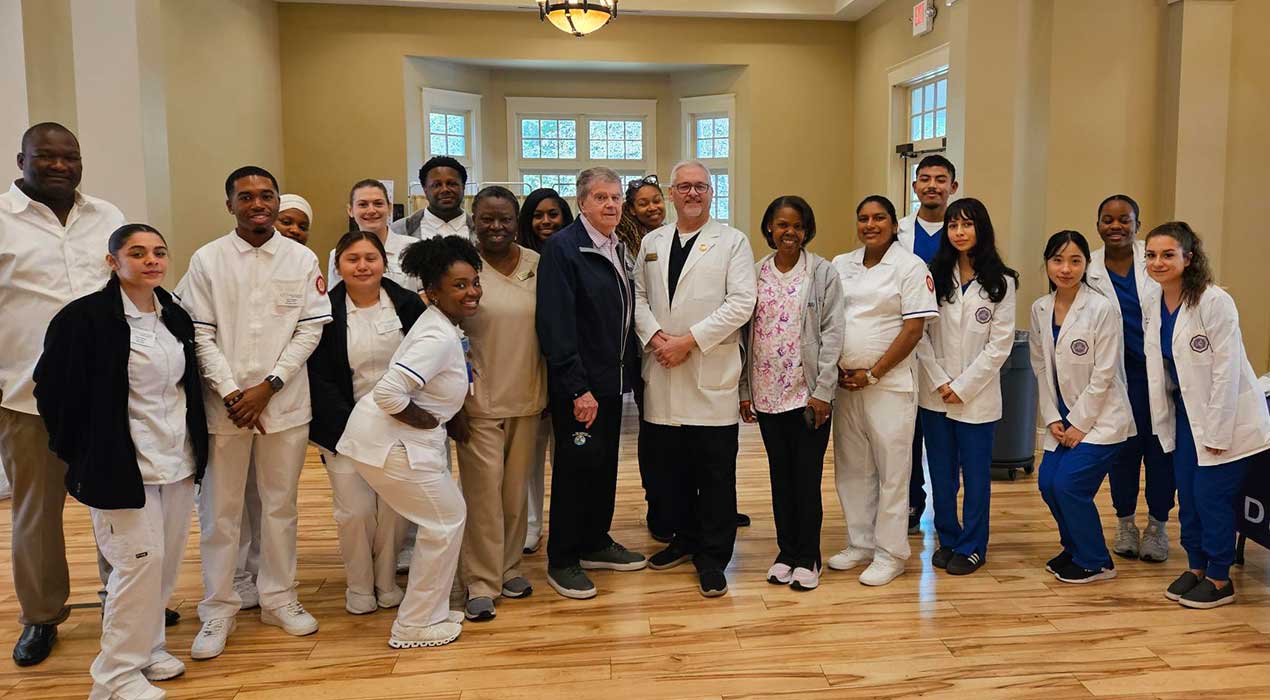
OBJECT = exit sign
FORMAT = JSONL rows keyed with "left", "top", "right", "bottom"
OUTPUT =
{"left": 913, "top": 0, "right": 935, "bottom": 36}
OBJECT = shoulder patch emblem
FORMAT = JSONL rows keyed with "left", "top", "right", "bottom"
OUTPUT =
{"left": 926, "top": 275, "right": 935, "bottom": 292}
{"left": 316, "top": 275, "right": 327, "bottom": 296}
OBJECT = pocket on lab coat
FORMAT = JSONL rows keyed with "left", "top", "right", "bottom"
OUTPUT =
{"left": 271, "top": 278, "right": 305, "bottom": 317}
{"left": 699, "top": 342, "right": 742, "bottom": 391}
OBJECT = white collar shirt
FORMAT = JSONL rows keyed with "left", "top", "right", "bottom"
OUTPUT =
{"left": 346, "top": 287, "right": 406, "bottom": 401}
{"left": 327, "top": 232, "right": 423, "bottom": 292}
{"left": 420, "top": 208, "right": 470, "bottom": 239}
{"left": 175, "top": 230, "right": 332, "bottom": 435}
{"left": 0, "top": 182, "right": 125, "bottom": 414}
{"left": 121, "top": 288, "right": 195, "bottom": 484}
{"left": 832, "top": 242, "right": 939, "bottom": 392}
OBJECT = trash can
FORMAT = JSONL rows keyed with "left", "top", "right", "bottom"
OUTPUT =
{"left": 992, "top": 330, "right": 1038, "bottom": 480}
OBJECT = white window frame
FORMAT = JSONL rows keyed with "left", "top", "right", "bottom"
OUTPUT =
{"left": 421, "top": 88, "right": 482, "bottom": 195}
{"left": 506, "top": 97, "right": 657, "bottom": 204}
{"left": 680, "top": 94, "right": 740, "bottom": 229}
{"left": 887, "top": 45, "right": 950, "bottom": 216}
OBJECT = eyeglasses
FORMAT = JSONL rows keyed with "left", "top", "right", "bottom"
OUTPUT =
{"left": 671, "top": 182, "right": 711, "bottom": 195}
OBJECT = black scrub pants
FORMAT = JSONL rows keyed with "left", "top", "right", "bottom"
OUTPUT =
{"left": 756, "top": 408, "right": 830, "bottom": 570}
{"left": 546, "top": 393, "right": 623, "bottom": 570}
{"left": 645, "top": 421, "right": 739, "bottom": 574}
{"left": 634, "top": 380, "right": 673, "bottom": 536}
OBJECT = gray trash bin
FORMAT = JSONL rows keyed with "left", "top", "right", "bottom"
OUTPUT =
{"left": 992, "top": 330, "right": 1038, "bottom": 480}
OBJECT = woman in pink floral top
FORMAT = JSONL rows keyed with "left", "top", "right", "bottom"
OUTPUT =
{"left": 740, "top": 196, "right": 844, "bottom": 591}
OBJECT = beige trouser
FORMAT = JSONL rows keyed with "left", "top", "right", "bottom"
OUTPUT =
{"left": 456, "top": 414, "right": 538, "bottom": 600}
{"left": 524, "top": 415, "right": 552, "bottom": 546}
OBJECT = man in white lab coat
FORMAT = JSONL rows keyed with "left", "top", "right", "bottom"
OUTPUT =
{"left": 634, "top": 159, "right": 757, "bottom": 598}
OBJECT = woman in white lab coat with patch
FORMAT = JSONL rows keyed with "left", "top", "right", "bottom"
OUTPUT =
{"left": 1142, "top": 222, "right": 1270, "bottom": 609}
{"left": 1030, "top": 230, "right": 1135, "bottom": 584}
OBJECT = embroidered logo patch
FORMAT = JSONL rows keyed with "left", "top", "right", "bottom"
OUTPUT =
{"left": 975, "top": 307, "right": 992, "bottom": 324}
{"left": 1190, "top": 334, "right": 1210, "bottom": 353}
{"left": 315, "top": 275, "right": 327, "bottom": 296}
{"left": 1070, "top": 339, "right": 1090, "bottom": 356}
{"left": 926, "top": 275, "right": 935, "bottom": 292}
{"left": 572, "top": 431, "right": 590, "bottom": 446}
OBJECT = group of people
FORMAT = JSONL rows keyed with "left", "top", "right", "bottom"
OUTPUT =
{"left": 2, "top": 122, "right": 1268, "bottom": 700}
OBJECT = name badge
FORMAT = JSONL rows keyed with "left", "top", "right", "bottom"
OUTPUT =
{"left": 517, "top": 269, "right": 534, "bottom": 281}
{"left": 131, "top": 329, "right": 157, "bottom": 348}
{"left": 277, "top": 292, "right": 303, "bottom": 307}
{"left": 645, "top": 252, "right": 658, "bottom": 262}
{"left": 376, "top": 315, "right": 403, "bottom": 334}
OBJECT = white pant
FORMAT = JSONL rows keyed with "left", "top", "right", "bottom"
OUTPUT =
{"left": 197, "top": 424, "right": 309, "bottom": 621}
{"left": 353, "top": 444, "right": 464, "bottom": 629}
{"left": 325, "top": 453, "right": 406, "bottom": 603}
{"left": 234, "top": 456, "right": 263, "bottom": 588}
{"left": 833, "top": 387, "right": 915, "bottom": 563}
{"left": 524, "top": 415, "right": 552, "bottom": 542}
{"left": 89, "top": 479, "right": 194, "bottom": 700}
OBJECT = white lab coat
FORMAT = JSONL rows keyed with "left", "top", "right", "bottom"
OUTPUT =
{"left": 634, "top": 219, "right": 757, "bottom": 427}
{"left": 1086, "top": 241, "right": 1158, "bottom": 323}
{"left": 1142, "top": 284, "right": 1270, "bottom": 466}
{"left": 896, "top": 212, "right": 942, "bottom": 257}
{"left": 1028, "top": 285, "right": 1136, "bottom": 451}
{"left": 916, "top": 274, "right": 1017, "bottom": 424}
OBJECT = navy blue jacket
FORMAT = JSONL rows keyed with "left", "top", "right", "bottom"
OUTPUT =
{"left": 536, "top": 218, "right": 638, "bottom": 399}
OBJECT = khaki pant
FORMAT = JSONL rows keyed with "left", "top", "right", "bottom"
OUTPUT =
{"left": 456, "top": 414, "right": 538, "bottom": 600}
{"left": 0, "top": 406, "right": 72, "bottom": 626}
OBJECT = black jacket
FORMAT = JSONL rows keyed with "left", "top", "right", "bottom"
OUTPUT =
{"left": 535, "top": 218, "right": 639, "bottom": 400}
{"left": 307, "top": 278, "right": 425, "bottom": 453}
{"left": 33, "top": 277, "right": 209, "bottom": 510}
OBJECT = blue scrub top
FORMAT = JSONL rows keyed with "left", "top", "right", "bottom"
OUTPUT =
{"left": 961, "top": 279, "right": 973, "bottom": 294}
{"left": 913, "top": 222, "right": 943, "bottom": 263}
{"left": 1108, "top": 266, "right": 1146, "bottom": 368}
{"left": 1160, "top": 296, "right": 1182, "bottom": 407}
{"left": 1052, "top": 316, "right": 1071, "bottom": 427}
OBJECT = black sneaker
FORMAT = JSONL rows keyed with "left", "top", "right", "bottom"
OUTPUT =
{"left": 699, "top": 571, "right": 728, "bottom": 598}
{"left": 1179, "top": 579, "right": 1235, "bottom": 609}
{"left": 165, "top": 608, "right": 180, "bottom": 627}
{"left": 1164, "top": 571, "right": 1202, "bottom": 601}
{"left": 735, "top": 513, "right": 751, "bottom": 528}
{"left": 931, "top": 547, "right": 954, "bottom": 569}
{"left": 1054, "top": 560, "right": 1116, "bottom": 584}
{"left": 947, "top": 552, "right": 984, "bottom": 576}
{"left": 648, "top": 544, "right": 692, "bottom": 571}
{"left": 907, "top": 507, "right": 921, "bottom": 535}
{"left": 648, "top": 527, "right": 674, "bottom": 544}
{"left": 1045, "top": 550, "right": 1073, "bottom": 575}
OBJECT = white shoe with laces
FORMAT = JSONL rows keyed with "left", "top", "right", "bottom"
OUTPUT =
{"left": 261, "top": 601, "right": 319, "bottom": 636}
{"left": 190, "top": 617, "right": 236, "bottom": 660}
{"left": 234, "top": 577, "right": 260, "bottom": 610}
{"left": 388, "top": 620, "right": 462, "bottom": 649}
{"left": 141, "top": 650, "right": 185, "bottom": 681}
{"left": 859, "top": 558, "right": 906, "bottom": 586}
{"left": 827, "top": 548, "right": 873, "bottom": 572}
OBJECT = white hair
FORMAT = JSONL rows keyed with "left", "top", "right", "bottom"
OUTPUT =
{"left": 576, "top": 166, "right": 622, "bottom": 202}
{"left": 669, "top": 159, "right": 713, "bottom": 184}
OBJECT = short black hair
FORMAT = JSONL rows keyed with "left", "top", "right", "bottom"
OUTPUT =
{"left": 760, "top": 195, "right": 817, "bottom": 249}
{"left": 856, "top": 194, "right": 899, "bottom": 227}
{"left": 472, "top": 185, "right": 520, "bottom": 219}
{"left": 1042, "top": 230, "right": 1092, "bottom": 292}
{"left": 916, "top": 154, "right": 956, "bottom": 182}
{"left": 399, "top": 234, "right": 482, "bottom": 292}
{"left": 20, "top": 122, "right": 76, "bottom": 152}
{"left": 108, "top": 223, "right": 166, "bottom": 256}
{"left": 1097, "top": 193, "right": 1140, "bottom": 222}
{"left": 419, "top": 156, "right": 468, "bottom": 187}
{"left": 224, "top": 165, "right": 279, "bottom": 198}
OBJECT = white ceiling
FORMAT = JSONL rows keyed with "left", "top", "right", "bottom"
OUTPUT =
{"left": 277, "top": 0, "right": 890, "bottom": 21}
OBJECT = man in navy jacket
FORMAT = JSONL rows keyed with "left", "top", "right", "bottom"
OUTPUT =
{"left": 536, "top": 167, "right": 645, "bottom": 600}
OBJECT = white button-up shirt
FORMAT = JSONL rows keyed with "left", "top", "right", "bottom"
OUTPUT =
{"left": 327, "top": 232, "right": 422, "bottom": 292}
{"left": 0, "top": 182, "right": 124, "bottom": 414}
{"left": 347, "top": 288, "right": 406, "bottom": 402}
{"left": 418, "top": 208, "right": 470, "bottom": 239}
{"left": 832, "top": 242, "right": 939, "bottom": 392}
{"left": 121, "top": 289, "right": 195, "bottom": 484}
{"left": 175, "top": 230, "right": 332, "bottom": 435}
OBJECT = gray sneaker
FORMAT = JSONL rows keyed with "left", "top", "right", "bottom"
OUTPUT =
{"left": 1139, "top": 517, "right": 1170, "bottom": 563}
{"left": 579, "top": 542, "right": 647, "bottom": 571}
{"left": 500, "top": 576, "right": 533, "bottom": 599}
{"left": 464, "top": 596, "right": 496, "bottom": 621}
{"left": 1112, "top": 516, "right": 1140, "bottom": 559}
{"left": 547, "top": 565, "right": 597, "bottom": 600}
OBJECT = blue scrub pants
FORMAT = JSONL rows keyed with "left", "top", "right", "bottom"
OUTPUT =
{"left": 919, "top": 409, "right": 994, "bottom": 558}
{"left": 1172, "top": 400, "right": 1248, "bottom": 580}
{"left": 1108, "top": 365, "right": 1175, "bottom": 521}
{"left": 1038, "top": 441, "right": 1121, "bottom": 570}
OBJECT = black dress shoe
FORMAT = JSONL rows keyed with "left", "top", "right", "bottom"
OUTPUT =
{"left": 13, "top": 624, "right": 57, "bottom": 667}
{"left": 735, "top": 513, "right": 751, "bottom": 528}
{"left": 165, "top": 608, "right": 180, "bottom": 627}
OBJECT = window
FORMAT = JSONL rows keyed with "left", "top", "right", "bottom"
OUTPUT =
{"left": 429, "top": 111, "right": 468, "bottom": 158}
{"left": 710, "top": 173, "right": 730, "bottom": 223}
{"left": 909, "top": 75, "right": 948, "bottom": 142}
{"left": 695, "top": 117, "right": 730, "bottom": 159}
{"left": 507, "top": 97, "right": 657, "bottom": 201}
{"left": 682, "top": 94, "right": 737, "bottom": 226}
{"left": 888, "top": 45, "right": 950, "bottom": 218}
{"left": 420, "top": 88, "right": 482, "bottom": 194}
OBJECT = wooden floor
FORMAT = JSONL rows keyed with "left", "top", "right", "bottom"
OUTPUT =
{"left": 2, "top": 399, "right": 1269, "bottom": 700}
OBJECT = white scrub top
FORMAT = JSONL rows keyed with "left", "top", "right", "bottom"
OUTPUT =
{"left": 122, "top": 289, "right": 194, "bottom": 485}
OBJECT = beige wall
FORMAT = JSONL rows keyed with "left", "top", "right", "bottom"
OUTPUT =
{"left": 277, "top": 4, "right": 855, "bottom": 261}
{"left": 20, "top": 0, "right": 77, "bottom": 128}
{"left": 160, "top": 0, "right": 285, "bottom": 278}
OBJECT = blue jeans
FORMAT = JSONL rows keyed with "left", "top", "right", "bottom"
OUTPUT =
{"left": 1108, "top": 364, "right": 1175, "bottom": 521}
{"left": 1038, "top": 441, "right": 1121, "bottom": 570}
{"left": 1173, "top": 400, "right": 1248, "bottom": 580}
{"left": 920, "top": 409, "right": 994, "bottom": 557}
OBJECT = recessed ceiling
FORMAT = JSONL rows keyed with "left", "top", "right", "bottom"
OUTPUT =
{"left": 277, "top": 0, "right": 889, "bottom": 21}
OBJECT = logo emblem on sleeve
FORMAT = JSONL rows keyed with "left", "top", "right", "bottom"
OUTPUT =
{"left": 926, "top": 275, "right": 935, "bottom": 292}
{"left": 316, "top": 275, "right": 327, "bottom": 296}
{"left": 975, "top": 307, "right": 992, "bottom": 324}
{"left": 1070, "top": 339, "right": 1090, "bottom": 356}
{"left": 1190, "top": 334, "right": 1210, "bottom": 353}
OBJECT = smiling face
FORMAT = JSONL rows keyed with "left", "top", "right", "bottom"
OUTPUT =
{"left": 913, "top": 165, "right": 957, "bottom": 213}
{"left": 227, "top": 175, "right": 279, "bottom": 235}
{"left": 1047, "top": 241, "right": 1087, "bottom": 291}
{"left": 1097, "top": 199, "right": 1139, "bottom": 253}
{"left": 947, "top": 213, "right": 977, "bottom": 254}
{"left": 349, "top": 185, "right": 391, "bottom": 236}
{"left": 276, "top": 208, "right": 311, "bottom": 245}
{"left": 108, "top": 231, "right": 168, "bottom": 290}
{"left": 337, "top": 238, "right": 385, "bottom": 295}
{"left": 768, "top": 205, "right": 806, "bottom": 256}
{"left": 629, "top": 184, "right": 666, "bottom": 230}
{"left": 669, "top": 165, "right": 712, "bottom": 223}
{"left": 474, "top": 196, "right": 518, "bottom": 259}
{"left": 1144, "top": 234, "right": 1190, "bottom": 286}
{"left": 428, "top": 260, "right": 482, "bottom": 322}
{"left": 856, "top": 201, "right": 896, "bottom": 251}
{"left": 424, "top": 166, "right": 465, "bottom": 213}
{"left": 579, "top": 179, "right": 623, "bottom": 234}
{"left": 532, "top": 198, "right": 565, "bottom": 242}
{"left": 17, "top": 127, "right": 82, "bottom": 201}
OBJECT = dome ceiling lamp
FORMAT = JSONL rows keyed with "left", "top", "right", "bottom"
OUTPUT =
{"left": 537, "top": 0, "right": 618, "bottom": 38}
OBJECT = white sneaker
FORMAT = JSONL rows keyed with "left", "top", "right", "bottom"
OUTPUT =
{"left": 388, "top": 620, "right": 462, "bottom": 649}
{"left": 790, "top": 566, "right": 820, "bottom": 591}
{"left": 261, "top": 601, "right": 319, "bottom": 636}
{"left": 345, "top": 590, "right": 377, "bottom": 615}
{"left": 107, "top": 681, "right": 167, "bottom": 700}
{"left": 1140, "top": 517, "right": 1170, "bottom": 563}
{"left": 1113, "top": 516, "right": 1141, "bottom": 559}
{"left": 142, "top": 650, "right": 185, "bottom": 681}
{"left": 766, "top": 562, "right": 793, "bottom": 584}
{"left": 447, "top": 610, "right": 464, "bottom": 624}
{"left": 191, "top": 617, "right": 236, "bottom": 660}
{"left": 377, "top": 587, "right": 405, "bottom": 609}
{"left": 234, "top": 577, "right": 260, "bottom": 610}
{"left": 395, "top": 547, "right": 413, "bottom": 574}
{"left": 859, "top": 558, "right": 906, "bottom": 586}
{"left": 827, "top": 548, "right": 873, "bottom": 572}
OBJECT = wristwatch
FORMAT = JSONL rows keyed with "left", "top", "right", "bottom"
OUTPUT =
{"left": 266, "top": 375, "right": 284, "bottom": 392}
{"left": 864, "top": 369, "right": 879, "bottom": 386}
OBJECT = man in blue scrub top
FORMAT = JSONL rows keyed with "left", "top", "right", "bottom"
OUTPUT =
{"left": 897, "top": 154, "right": 959, "bottom": 533}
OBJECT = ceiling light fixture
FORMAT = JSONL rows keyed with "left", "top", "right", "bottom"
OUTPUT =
{"left": 537, "top": 0, "right": 618, "bottom": 37}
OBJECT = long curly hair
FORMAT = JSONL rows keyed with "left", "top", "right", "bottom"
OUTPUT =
{"left": 1145, "top": 221, "right": 1213, "bottom": 308}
